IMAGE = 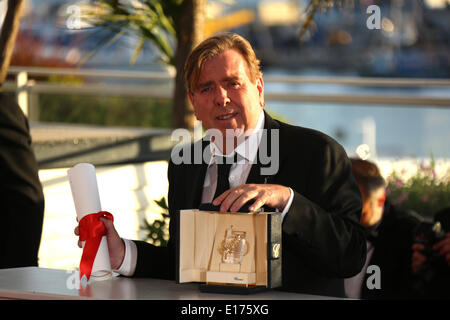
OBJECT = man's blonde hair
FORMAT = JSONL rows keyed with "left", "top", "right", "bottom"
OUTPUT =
{"left": 184, "top": 33, "right": 262, "bottom": 93}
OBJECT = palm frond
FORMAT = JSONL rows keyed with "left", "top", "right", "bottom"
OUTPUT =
{"left": 77, "top": 28, "right": 126, "bottom": 68}
{"left": 79, "top": 0, "right": 179, "bottom": 67}
{"left": 130, "top": 36, "right": 146, "bottom": 65}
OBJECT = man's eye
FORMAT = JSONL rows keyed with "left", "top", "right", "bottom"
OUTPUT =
{"left": 200, "top": 87, "right": 211, "bottom": 93}
{"left": 230, "top": 82, "right": 240, "bottom": 88}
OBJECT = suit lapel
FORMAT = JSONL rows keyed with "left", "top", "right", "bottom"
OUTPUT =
{"left": 246, "top": 159, "right": 266, "bottom": 184}
{"left": 184, "top": 139, "right": 210, "bottom": 209}
{"left": 246, "top": 111, "right": 281, "bottom": 185}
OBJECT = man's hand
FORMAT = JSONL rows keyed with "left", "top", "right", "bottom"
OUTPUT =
{"left": 433, "top": 233, "right": 450, "bottom": 266}
{"left": 411, "top": 243, "right": 427, "bottom": 273}
{"left": 411, "top": 233, "right": 450, "bottom": 273}
{"left": 74, "top": 217, "right": 125, "bottom": 270}
{"left": 213, "top": 184, "right": 291, "bottom": 213}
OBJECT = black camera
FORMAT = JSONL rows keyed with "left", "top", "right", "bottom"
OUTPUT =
{"left": 412, "top": 215, "right": 449, "bottom": 298}
{"left": 413, "top": 221, "right": 445, "bottom": 253}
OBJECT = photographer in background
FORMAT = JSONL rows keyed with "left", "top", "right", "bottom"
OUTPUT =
{"left": 412, "top": 207, "right": 450, "bottom": 298}
{"left": 345, "top": 158, "right": 422, "bottom": 299}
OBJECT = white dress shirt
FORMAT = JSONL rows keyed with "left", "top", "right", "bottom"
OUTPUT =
{"left": 116, "top": 110, "right": 294, "bottom": 276}
{"left": 344, "top": 241, "right": 374, "bottom": 299}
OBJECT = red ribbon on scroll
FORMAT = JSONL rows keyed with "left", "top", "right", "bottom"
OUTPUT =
{"left": 78, "top": 211, "right": 113, "bottom": 281}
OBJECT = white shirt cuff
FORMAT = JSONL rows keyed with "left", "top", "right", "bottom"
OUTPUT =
{"left": 281, "top": 187, "right": 294, "bottom": 223}
{"left": 115, "top": 238, "right": 137, "bottom": 276}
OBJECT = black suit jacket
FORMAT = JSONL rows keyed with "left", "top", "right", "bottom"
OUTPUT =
{"left": 0, "top": 94, "right": 45, "bottom": 268}
{"left": 133, "top": 111, "right": 366, "bottom": 297}
{"left": 361, "top": 201, "right": 421, "bottom": 299}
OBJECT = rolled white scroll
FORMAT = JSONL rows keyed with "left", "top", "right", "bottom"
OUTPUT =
{"left": 68, "top": 163, "right": 112, "bottom": 281}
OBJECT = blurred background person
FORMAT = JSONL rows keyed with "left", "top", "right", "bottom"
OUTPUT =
{"left": 345, "top": 158, "right": 422, "bottom": 299}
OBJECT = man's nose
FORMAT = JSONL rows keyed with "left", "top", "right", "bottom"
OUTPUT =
{"left": 214, "top": 86, "right": 230, "bottom": 107}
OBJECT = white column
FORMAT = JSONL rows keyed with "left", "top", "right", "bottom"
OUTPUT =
{"left": 17, "top": 71, "right": 29, "bottom": 117}
{"left": 362, "top": 117, "right": 377, "bottom": 159}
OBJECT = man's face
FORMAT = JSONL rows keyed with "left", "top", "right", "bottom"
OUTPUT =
{"left": 188, "top": 49, "right": 264, "bottom": 140}
{"left": 360, "top": 187, "right": 386, "bottom": 227}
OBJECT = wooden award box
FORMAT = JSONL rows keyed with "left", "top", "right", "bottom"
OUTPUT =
{"left": 176, "top": 207, "right": 282, "bottom": 294}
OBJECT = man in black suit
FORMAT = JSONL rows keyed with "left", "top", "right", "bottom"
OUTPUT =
{"left": 87, "top": 33, "right": 366, "bottom": 297}
{"left": 0, "top": 93, "right": 45, "bottom": 268}
{"left": 345, "top": 158, "right": 422, "bottom": 299}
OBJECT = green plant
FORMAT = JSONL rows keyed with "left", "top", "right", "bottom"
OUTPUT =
{"left": 39, "top": 94, "right": 172, "bottom": 128}
{"left": 386, "top": 160, "right": 450, "bottom": 219}
{"left": 141, "top": 197, "right": 170, "bottom": 246}
{"left": 78, "top": 0, "right": 204, "bottom": 130}
{"left": 80, "top": 0, "right": 178, "bottom": 67}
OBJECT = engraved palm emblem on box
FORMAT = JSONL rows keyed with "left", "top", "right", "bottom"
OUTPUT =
{"left": 219, "top": 226, "right": 249, "bottom": 265}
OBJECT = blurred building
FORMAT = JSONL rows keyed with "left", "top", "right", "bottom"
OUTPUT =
{"left": 229, "top": 0, "right": 450, "bottom": 78}
{"left": 8, "top": 0, "right": 449, "bottom": 77}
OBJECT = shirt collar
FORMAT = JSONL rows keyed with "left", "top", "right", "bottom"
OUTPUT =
{"left": 208, "top": 110, "right": 265, "bottom": 166}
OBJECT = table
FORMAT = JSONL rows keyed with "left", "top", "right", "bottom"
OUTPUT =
{"left": 0, "top": 267, "right": 339, "bottom": 300}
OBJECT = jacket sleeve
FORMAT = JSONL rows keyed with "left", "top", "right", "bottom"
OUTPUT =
{"left": 132, "top": 160, "right": 176, "bottom": 279}
{"left": 0, "top": 95, "right": 45, "bottom": 268}
{"left": 282, "top": 139, "right": 367, "bottom": 278}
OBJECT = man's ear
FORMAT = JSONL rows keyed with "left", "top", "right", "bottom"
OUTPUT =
{"left": 188, "top": 91, "right": 200, "bottom": 119}
{"left": 257, "top": 77, "right": 264, "bottom": 107}
{"left": 188, "top": 90, "right": 194, "bottom": 106}
{"left": 377, "top": 193, "right": 386, "bottom": 208}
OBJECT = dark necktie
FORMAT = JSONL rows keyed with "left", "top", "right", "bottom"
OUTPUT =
{"left": 213, "top": 155, "right": 235, "bottom": 199}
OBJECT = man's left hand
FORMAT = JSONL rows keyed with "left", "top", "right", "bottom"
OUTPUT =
{"left": 433, "top": 233, "right": 450, "bottom": 266}
{"left": 213, "top": 184, "right": 291, "bottom": 213}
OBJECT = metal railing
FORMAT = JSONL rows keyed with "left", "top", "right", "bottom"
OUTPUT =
{"left": 4, "top": 66, "right": 450, "bottom": 120}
